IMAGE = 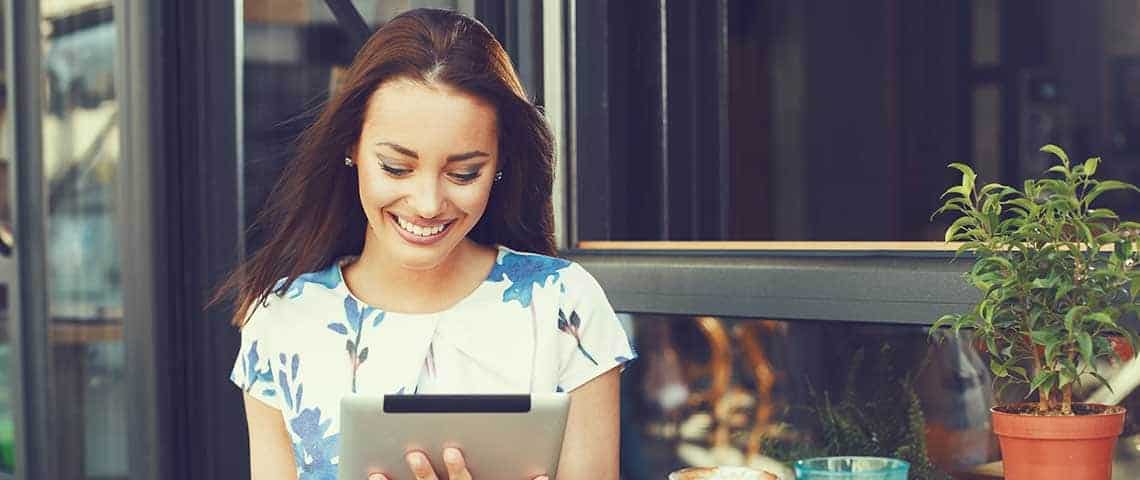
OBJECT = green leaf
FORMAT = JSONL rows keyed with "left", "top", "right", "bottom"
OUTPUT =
{"left": 979, "top": 183, "right": 1014, "bottom": 197}
{"left": 1085, "top": 180, "right": 1140, "bottom": 206}
{"left": 1077, "top": 221, "right": 1095, "bottom": 246}
{"left": 1064, "top": 306, "right": 1089, "bottom": 332}
{"left": 1030, "top": 370, "right": 1057, "bottom": 396}
{"left": 1089, "top": 371, "right": 1115, "bottom": 393}
{"left": 948, "top": 163, "right": 977, "bottom": 191}
{"left": 1045, "top": 341, "right": 1063, "bottom": 364}
{"left": 1059, "top": 364, "right": 1078, "bottom": 387}
{"left": 976, "top": 255, "right": 1013, "bottom": 272}
{"left": 1088, "top": 209, "right": 1118, "bottom": 220}
{"left": 1097, "top": 232, "right": 1121, "bottom": 244}
{"left": 1054, "top": 282, "right": 1075, "bottom": 302}
{"left": 1084, "top": 157, "right": 1100, "bottom": 177}
{"left": 930, "top": 314, "right": 957, "bottom": 335}
{"left": 1040, "top": 144, "right": 1070, "bottom": 167}
{"left": 1088, "top": 312, "right": 1115, "bottom": 327}
{"left": 990, "top": 359, "right": 1009, "bottom": 378}
{"left": 941, "top": 184, "right": 972, "bottom": 200}
{"left": 945, "top": 216, "right": 979, "bottom": 243}
{"left": 1031, "top": 329, "right": 1056, "bottom": 346}
{"left": 1009, "top": 366, "right": 1029, "bottom": 380}
{"left": 1078, "top": 332, "right": 1094, "bottom": 363}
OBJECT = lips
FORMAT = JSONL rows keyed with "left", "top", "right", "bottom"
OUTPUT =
{"left": 387, "top": 213, "right": 454, "bottom": 245}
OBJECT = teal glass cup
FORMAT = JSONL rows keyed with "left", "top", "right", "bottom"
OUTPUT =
{"left": 793, "top": 457, "right": 909, "bottom": 479}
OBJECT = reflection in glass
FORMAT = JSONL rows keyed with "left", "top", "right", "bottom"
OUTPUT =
{"left": 0, "top": 0, "right": 13, "bottom": 473}
{"left": 577, "top": 0, "right": 1140, "bottom": 242}
{"left": 619, "top": 314, "right": 1140, "bottom": 479}
{"left": 41, "top": 1, "right": 126, "bottom": 478}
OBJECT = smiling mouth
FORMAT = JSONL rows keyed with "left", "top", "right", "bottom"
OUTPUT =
{"left": 390, "top": 213, "right": 454, "bottom": 238}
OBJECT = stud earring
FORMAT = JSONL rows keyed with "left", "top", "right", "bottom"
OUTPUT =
{"left": 493, "top": 171, "right": 503, "bottom": 183}
{"left": 344, "top": 157, "right": 354, "bottom": 167}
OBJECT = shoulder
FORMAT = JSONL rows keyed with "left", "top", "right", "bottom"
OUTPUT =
{"left": 488, "top": 246, "right": 573, "bottom": 280}
{"left": 243, "top": 260, "right": 348, "bottom": 332}
{"left": 487, "top": 246, "right": 605, "bottom": 300}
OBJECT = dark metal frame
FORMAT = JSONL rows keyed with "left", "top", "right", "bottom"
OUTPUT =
{"left": 563, "top": 0, "right": 983, "bottom": 325}
{"left": 5, "top": 0, "right": 52, "bottom": 478}
{"left": 566, "top": 249, "right": 978, "bottom": 324}
{"left": 119, "top": 0, "right": 246, "bottom": 479}
{"left": 117, "top": 1, "right": 166, "bottom": 476}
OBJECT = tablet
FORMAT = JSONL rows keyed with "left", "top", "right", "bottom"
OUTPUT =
{"left": 338, "top": 393, "right": 571, "bottom": 480}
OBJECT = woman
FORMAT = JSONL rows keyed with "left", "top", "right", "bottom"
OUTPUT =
{"left": 221, "top": 8, "right": 635, "bottom": 480}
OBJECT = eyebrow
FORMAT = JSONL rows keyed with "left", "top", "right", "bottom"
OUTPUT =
{"left": 376, "top": 141, "right": 490, "bottom": 163}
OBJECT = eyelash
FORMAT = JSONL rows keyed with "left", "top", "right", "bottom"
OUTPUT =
{"left": 380, "top": 164, "right": 411, "bottom": 177}
{"left": 378, "top": 162, "right": 482, "bottom": 183}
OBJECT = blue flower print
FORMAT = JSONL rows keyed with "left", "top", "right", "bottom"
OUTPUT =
{"left": 326, "top": 296, "right": 379, "bottom": 393}
{"left": 277, "top": 265, "right": 342, "bottom": 299}
{"left": 488, "top": 252, "right": 571, "bottom": 307}
{"left": 558, "top": 308, "right": 599, "bottom": 366}
{"left": 290, "top": 407, "right": 340, "bottom": 480}
{"left": 240, "top": 340, "right": 276, "bottom": 398}
{"left": 273, "top": 353, "right": 340, "bottom": 479}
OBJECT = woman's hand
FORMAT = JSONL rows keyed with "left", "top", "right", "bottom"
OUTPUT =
{"left": 367, "top": 448, "right": 550, "bottom": 480}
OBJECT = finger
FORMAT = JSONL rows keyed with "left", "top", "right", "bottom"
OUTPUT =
{"left": 442, "top": 448, "right": 472, "bottom": 480}
{"left": 533, "top": 476, "right": 549, "bottom": 480}
{"left": 761, "top": 472, "right": 777, "bottom": 480}
{"left": 406, "top": 451, "right": 439, "bottom": 480}
{"left": 368, "top": 474, "right": 389, "bottom": 480}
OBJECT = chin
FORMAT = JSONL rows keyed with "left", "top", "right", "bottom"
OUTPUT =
{"left": 377, "top": 226, "right": 467, "bottom": 271}
{"left": 395, "top": 248, "right": 454, "bottom": 271}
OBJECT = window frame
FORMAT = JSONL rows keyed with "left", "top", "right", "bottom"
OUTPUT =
{"left": 558, "top": 0, "right": 982, "bottom": 324}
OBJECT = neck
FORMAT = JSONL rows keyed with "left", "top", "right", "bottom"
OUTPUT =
{"left": 362, "top": 241, "right": 472, "bottom": 287}
{"left": 345, "top": 237, "right": 486, "bottom": 313}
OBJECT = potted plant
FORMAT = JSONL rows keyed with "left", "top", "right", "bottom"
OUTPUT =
{"left": 931, "top": 145, "right": 1140, "bottom": 479}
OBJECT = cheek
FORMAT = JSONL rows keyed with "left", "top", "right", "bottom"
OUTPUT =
{"left": 357, "top": 174, "right": 399, "bottom": 210}
{"left": 449, "top": 184, "right": 494, "bottom": 216}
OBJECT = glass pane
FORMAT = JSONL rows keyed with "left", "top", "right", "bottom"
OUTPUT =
{"left": 41, "top": 1, "right": 126, "bottom": 478}
{"left": 971, "top": 0, "right": 1000, "bottom": 66}
{"left": 617, "top": 313, "right": 1140, "bottom": 479}
{"left": 577, "top": 0, "right": 1140, "bottom": 242}
{"left": 0, "top": 1, "right": 12, "bottom": 471}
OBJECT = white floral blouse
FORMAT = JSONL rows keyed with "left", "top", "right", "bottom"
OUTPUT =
{"left": 230, "top": 246, "right": 637, "bottom": 479}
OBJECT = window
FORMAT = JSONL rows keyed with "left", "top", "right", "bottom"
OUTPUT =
{"left": 571, "top": 0, "right": 1140, "bottom": 243}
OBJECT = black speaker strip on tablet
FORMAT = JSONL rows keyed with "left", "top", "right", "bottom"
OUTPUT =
{"left": 382, "top": 394, "right": 532, "bottom": 413}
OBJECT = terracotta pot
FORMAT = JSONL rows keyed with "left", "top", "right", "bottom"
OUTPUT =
{"left": 991, "top": 403, "right": 1126, "bottom": 480}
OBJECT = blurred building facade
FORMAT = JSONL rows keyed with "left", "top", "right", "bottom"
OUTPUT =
{"left": 3, "top": 1, "right": 1140, "bottom": 479}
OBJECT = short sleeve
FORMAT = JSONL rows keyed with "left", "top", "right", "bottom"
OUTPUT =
{"left": 230, "top": 304, "right": 283, "bottom": 410}
{"left": 556, "top": 264, "right": 638, "bottom": 392}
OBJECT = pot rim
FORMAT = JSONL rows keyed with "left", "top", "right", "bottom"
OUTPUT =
{"left": 989, "top": 402, "right": 1126, "bottom": 417}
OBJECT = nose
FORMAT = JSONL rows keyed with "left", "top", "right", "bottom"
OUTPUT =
{"left": 406, "top": 174, "right": 445, "bottom": 219}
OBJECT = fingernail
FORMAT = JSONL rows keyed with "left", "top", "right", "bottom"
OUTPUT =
{"left": 536, "top": 476, "right": 549, "bottom": 480}
{"left": 407, "top": 452, "right": 426, "bottom": 468}
{"left": 369, "top": 475, "right": 387, "bottom": 480}
{"left": 443, "top": 448, "right": 461, "bottom": 463}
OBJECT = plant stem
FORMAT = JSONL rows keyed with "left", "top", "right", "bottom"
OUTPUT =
{"left": 1033, "top": 354, "right": 1050, "bottom": 413}
{"left": 1021, "top": 300, "right": 1052, "bottom": 414}
{"left": 1062, "top": 383, "right": 1073, "bottom": 415}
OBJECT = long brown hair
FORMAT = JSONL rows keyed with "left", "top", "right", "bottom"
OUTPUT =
{"left": 216, "top": 8, "right": 555, "bottom": 326}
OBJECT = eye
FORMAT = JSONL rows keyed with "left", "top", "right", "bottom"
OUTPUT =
{"left": 379, "top": 162, "right": 411, "bottom": 177}
{"left": 448, "top": 171, "right": 482, "bottom": 183}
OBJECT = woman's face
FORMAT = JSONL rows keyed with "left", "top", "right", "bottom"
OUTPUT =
{"left": 352, "top": 79, "right": 499, "bottom": 271}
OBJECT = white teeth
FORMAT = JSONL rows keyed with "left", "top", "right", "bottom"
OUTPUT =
{"left": 396, "top": 216, "right": 447, "bottom": 237}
